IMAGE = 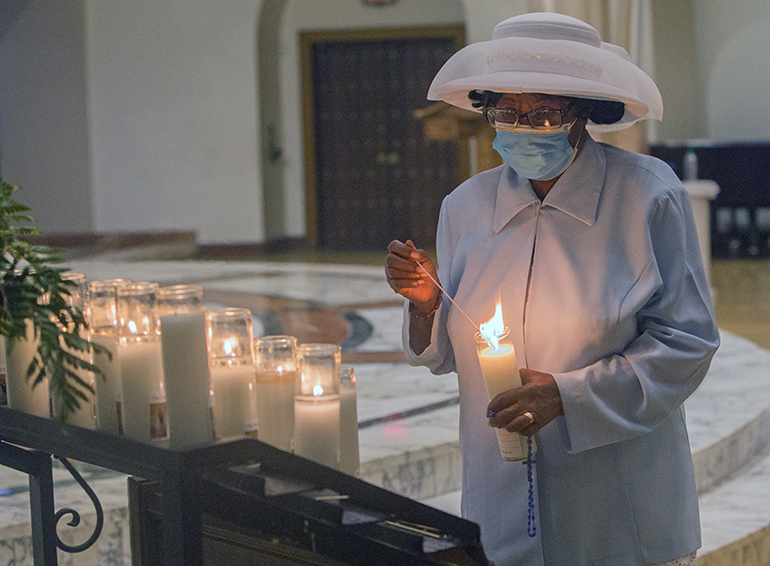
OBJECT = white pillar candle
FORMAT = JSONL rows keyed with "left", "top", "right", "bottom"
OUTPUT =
{"left": 51, "top": 337, "right": 96, "bottom": 429}
{"left": 119, "top": 340, "right": 166, "bottom": 442}
{"left": 294, "top": 394, "right": 340, "bottom": 468}
{"left": 161, "top": 311, "right": 213, "bottom": 447}
{"left": 210, "top": 361, "right": 254, "bottom": 440}
{"left": 90, "top": 332, "right": 121, "bottom": 434}
{"left": 244, "top": 381, "right": 259, "bottom": 438}
{"left": 476, "top": 332, "right": 529, "bottom": 461}
{"left": 255, "top": 369, "right": 296, "bottom": 451}
{"left": 6, "top": 319, "right": 49, "bottom": 417}
{"left": 338, "top": 366, "right": 360, "bottom": 476}
{"left": 49, "top": 272, "right": 95, "bottom": 428}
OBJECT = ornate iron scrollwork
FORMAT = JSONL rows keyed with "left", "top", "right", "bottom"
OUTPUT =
{"left": 53, "top": 456, "right": 105, "bottom": 553}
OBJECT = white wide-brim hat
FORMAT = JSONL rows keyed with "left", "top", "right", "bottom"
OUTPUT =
{"left": 427, "top": 12, "right": 663, "bottom": 132}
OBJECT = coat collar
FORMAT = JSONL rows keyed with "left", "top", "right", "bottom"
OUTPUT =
{"left": 492, "top": 135, "right": 606, "bottom": 234}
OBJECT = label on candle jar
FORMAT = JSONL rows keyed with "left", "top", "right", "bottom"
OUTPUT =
{"left": 149, "top": 391, "right": 169, "bottom": 440}
{"left": 496, "top": 429, "right": 524, "bottom": 460}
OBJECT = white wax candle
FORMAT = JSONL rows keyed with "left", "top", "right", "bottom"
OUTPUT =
{"left": 477, "top": 343, "right": 527, "bottom": 460}
{"left": 6, "top": 319, "right": 49, "bottom": 417}
{"left": 52, "top": 335, "right": 96, "bottom": 429}
{"left": 210, "top": 362, "right": 254, "bottom": 440}
{"left": 161, "top": 313, "right": 213, "bottom": 447}
{"left": 294, "top": 395, "right": 340, "bottom": 468}
{"left": 255, "top": 370, "right": 296, "bottom": 451}
{"left": 90, "top": 332, "right": 121, "bottom": 434}
{"left": 339, "top": 386, "right": 360, "bottom": 476}
{"left": 244, "top": 381, "right": 259, "bottom": 438}
{"left": 119, "top": 340, "right": 165, "bottom": 442}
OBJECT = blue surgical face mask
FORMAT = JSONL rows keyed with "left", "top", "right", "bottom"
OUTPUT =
{"left": 492, "top": 128, "right": 578, "bottom": 181}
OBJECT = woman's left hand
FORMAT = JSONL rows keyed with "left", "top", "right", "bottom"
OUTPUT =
{"left": 487, "top": 369, "right": 564, "bottom": 436}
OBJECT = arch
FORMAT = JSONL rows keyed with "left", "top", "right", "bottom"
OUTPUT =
{"left": 257, "top": 0, "right": 466, "bottom": 244}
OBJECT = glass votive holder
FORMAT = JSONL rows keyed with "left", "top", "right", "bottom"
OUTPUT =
{"left": 61, "top": 271, "right": 87, "bottom": 311}
{"left": 253, "top": 335, "right": 298, "bottom": 451}
{"left": 294, "top": 344, "right": 341, "bottom": 468}
{"left": 117, "top": 282, "right": 167, "bottom": 443}
{"left": 296, "top": 343, "right": 341, "bottom": 397}
{"left": 206, "top": 308, "right": 255, "bottom": 441}
{"left": 339, "top": 365, "right": 360, "bottom": 477}
{"left": 118, "top": 282, "right": 161, "bottom": 344}
{"left": 159, "top": 285, "right": 212, "bottom": 447}
{"left": 86, "top": 278, "right": 128, "bottom": 434}
{"left": 5, "top": 269, "right": 48, "bottom": 417}
{"left": 53, "top": 272, "right": 94, "bottom": 428}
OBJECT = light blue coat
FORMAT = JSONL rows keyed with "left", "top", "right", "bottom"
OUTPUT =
{"left": 403, "top": 136, "right": 720, "bottom": 566}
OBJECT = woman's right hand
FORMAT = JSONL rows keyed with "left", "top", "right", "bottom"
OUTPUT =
{"left": 385, "top": 239, "right": 441, "bottom": 315}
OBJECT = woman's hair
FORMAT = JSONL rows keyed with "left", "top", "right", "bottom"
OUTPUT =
{"left": 468, "top": 90, "right": 626, "bottom": 125}
{"left": 583, "top": 99, "right": 626, "bottom": 125}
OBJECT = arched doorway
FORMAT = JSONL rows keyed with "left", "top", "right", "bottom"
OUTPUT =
{"left": 258, "top": 0, "right": 467, "bottom": 251}
{"left": 302, "top": 26, "right": 465, "bottom": 251}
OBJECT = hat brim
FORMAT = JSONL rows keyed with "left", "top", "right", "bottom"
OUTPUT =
{"left": 427, "top": 36, "right": 663, "bottom": 133}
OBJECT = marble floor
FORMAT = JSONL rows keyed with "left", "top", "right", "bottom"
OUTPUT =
{"left": 1, "top": 253, "right": 769, "bottom": 565}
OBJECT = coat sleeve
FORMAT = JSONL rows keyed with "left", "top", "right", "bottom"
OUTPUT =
{"left": 402, "top": 198, "right": 458, "bottom": 375}
{"left": 552, "top": 185, "right": 720, "bottom": 453}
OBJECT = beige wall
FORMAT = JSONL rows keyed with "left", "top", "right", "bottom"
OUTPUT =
{"left": 652, "top": 0, "right": 700, "bottom": 142}
{"left": 0, "top": 0, "right": 94, "bottom": 232}
{"left": 85, "top": 0, "right": 265, "bottom": 244}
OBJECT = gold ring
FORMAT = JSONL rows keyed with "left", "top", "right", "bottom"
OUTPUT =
{"left": 522, "top": 411, "right": 535, "bottom": 425}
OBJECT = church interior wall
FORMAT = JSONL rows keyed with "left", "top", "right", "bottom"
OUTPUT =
{"left": 1, "top": 0, "right": 769, "bottom": 245}
{"left": 0, "top": 0, "right": 94, "bottom": 233}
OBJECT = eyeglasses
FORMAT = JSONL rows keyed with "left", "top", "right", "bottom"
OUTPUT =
{"left": 483, "top": 100, "right": 576, "bottom": 131}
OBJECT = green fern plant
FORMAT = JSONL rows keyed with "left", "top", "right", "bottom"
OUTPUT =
{"left": 0, "top": 178, "right": 106, "bottom": 423}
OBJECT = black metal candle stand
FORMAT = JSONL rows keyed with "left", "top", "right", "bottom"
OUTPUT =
{"left": 0, "top": 406, "right": 489, "bottom": 566}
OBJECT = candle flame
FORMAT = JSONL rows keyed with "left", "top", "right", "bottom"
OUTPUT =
{"left": 313, "top": 385, "right": 323, "bottom": 396}
{"left": 224, "top": 338, "right": 237, "bottom": 357}
{"left": 479, "top": 301, "right": 505, "bottom": 350}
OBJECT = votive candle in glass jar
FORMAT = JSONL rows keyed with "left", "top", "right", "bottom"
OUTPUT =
{"left": 338, "top": 365, "right": 360, "bottom": 477}
{"left": 52, "top": 272, "right": 95, "bottom": 428}
{"left": 294, "top": 344, "right": 340, "bottom": 468}
{"left": 159, "top": 284, "right": 213, "bottom": 447}
{"left": 474, "top": 328, "right": 532, "bottom": 461}
{"left": 5, "top": 319, "right": 48, "bottom": 417}
{"left": 206, "top": 308, "right": 255, "bottom": 441}
{"left": 87, "top": 278, "right": 127, "bottom": 434}
{"left": 117, "top": 282, "right": 167, "bottom": 443}
{"left": 254, "top": 335, "right": 298, "bottom": 451}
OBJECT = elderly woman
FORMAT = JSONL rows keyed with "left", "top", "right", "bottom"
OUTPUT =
{"left": 385, "top": 12, "right": 719, "bottom": 566}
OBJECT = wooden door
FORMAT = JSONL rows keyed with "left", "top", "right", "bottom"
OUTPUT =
{"left": 302, "top": 27, "right": 465, "bottom": 251}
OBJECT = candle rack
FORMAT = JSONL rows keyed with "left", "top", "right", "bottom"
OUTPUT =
{"left": 0, "top": 407, "right": 490, "bottom": 566}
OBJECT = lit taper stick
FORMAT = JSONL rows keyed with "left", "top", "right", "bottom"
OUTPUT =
{"left": 414, "top": 260, "right": 481, "bottom": 334}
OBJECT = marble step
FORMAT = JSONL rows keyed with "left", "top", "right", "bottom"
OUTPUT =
{"left": 698, "top": 448, "right": 770, "bottom": 566}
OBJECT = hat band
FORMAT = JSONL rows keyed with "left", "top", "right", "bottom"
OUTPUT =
{"left": 487, "top": 49, "right": 603, "bottom": 81}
